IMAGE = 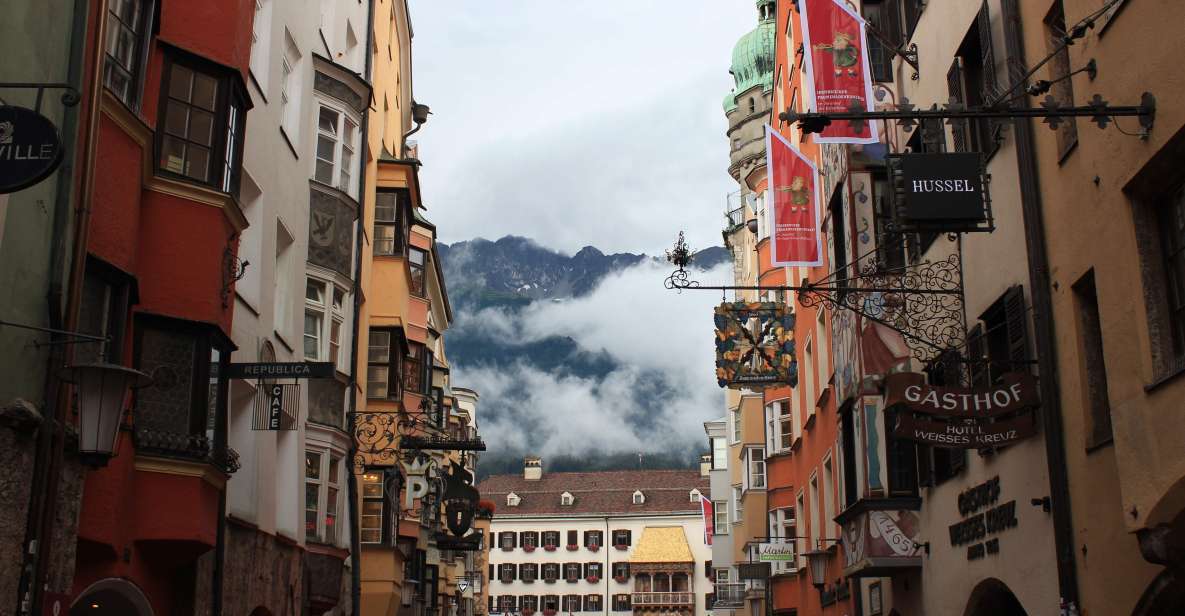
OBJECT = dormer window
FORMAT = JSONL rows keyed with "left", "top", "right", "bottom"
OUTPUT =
{"left": 507, "top": 492, "right": 520, "bottom": 507}
{"left": 561, "top": 491, "right": 575, "bottom": 506}
{"left": 690, "top": 488, "right": 702, "bottom": 503}
{"left": 632, "top": 490, "right": 645, "bottom": 505}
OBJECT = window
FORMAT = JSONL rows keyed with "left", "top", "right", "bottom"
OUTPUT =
{"left": 521, "top": 596, "right": 539, "bottom": 613}
{"left": 561, "top": 492, "right": 575, "bottom": 506}
{"left": 521, "top": 563, "right": 538, "bottom": 582}
{"left": 521, "top": 531, "right": 539, "bottom": 550}
{"left": 1074, "top": 271, "right": 1113, "bottom": 449}
{"left": 731, "top": 407, "right": 742, "bottom": 443}
{"left": 948, "top": 2, "right": 1001, "bottom": 156}
{"left": 584, "top": 562, "right": 602, "bottom": 580}
{"left": 584, "top": 531, "right": 602, "bottom": 549}
{"left": 305, "top": 450, "right": 341, "bottom": 543}
{"left": 822, "top": 456, "right": 836, "bottom": 540}
{"left": 1157, "top": 181, "right": 1185, "bottom": 367}
{"left": 408, "top": 247, "right": 428, "bottom": 296}
{"left": 280, "top": 32, "right": 302, "bottom": 140}
{"left": 499, "top": 531, "right": 516, "bottom": 550}
{"left": 840, "top": 403, "right": 860, "bottom": 507}
{"left": 360, "top": 471, "right": 385, "bottom": 544}
{"left": 862, "top": 0, "right": 896, "bottom": 83}
{"left": 563, "top": 595, "right": 581, "bottom": 612}
{"left": 767, "top": 508, "right": 798, "bottom": 574}
{"left": 248, "top": 0, "right": 271, "bottom": 86}
{"left": 315, "top": 104, "right": 360, "bottom": 195}
{"left": 304, "top": 278, "right": 346, "bottom": 364}
{"left": 712, "top": 436, "right": 728, "bottom": 470}
{"left": 567, "top": 529, "right": 578, "bottom": 547}
{"left": 733, "top": 485, "right": 743, "bottom": 521}
{"left": 77, "top": 262, "right": 131, "bottom": 364}
{"left": 612, "top": 594, "right": 631, "bottom": 611}
{"left": 872, "top": 173, "right": 907, "bottom": 271}
{"left": 104, "top": 0, "right": 153, "bottom": 108}
{"left": 542, "top": 563, "right": 560, "bottom": 582}
{"left": 803, "top": 337, "right": 816, "bottom": 414}
{"left": 1044, "top": 0, "right": 1078, "bottom": 160}
{"left": 508, "top": 493, "right": 521, "bottom": 507}
{"left": 498, "top": 597, "right": 516, "bottom": 613}
{"left": 585, "top": 595, "right": 603, "bottom": 612}
{"left": 158, "top": 54, "right": 247, "bottom": 194}
{"left": 746, "top": 447, "right": 766, "bottom": 489}
{"left": 612, "top": 529, "right": 631, "bottom": 547}
{"left": 403, "top": 342, "right": 431, "bottom": 395}
{"left": 713, "top": 501, "right": 728, "bottom": 533}
{"left": 499, "top": 563, "right": 516, "bottom": 582}
{"left": 373, "top": 190, "right": 406, "bottom": 256}
{"left": 543, "top": 530, "right": 559, "bottom": 548}
{"left": 543, "top": 595, "right": 560, "bottom": 612}
{"left": 690, "top": 488, "right": 702, "bottom": 502}
{"left": 367, "top": 329, "right": 401, "bottom": 399}
{"left": 974, "top": 286, "right": 1030, "bottom": 386}
{"left": 612, "top": 562, "right": 630, "bottom": 580}
{"left": 304, "top": 283, "right": 323, "bottom": 360}
{"left": 884, "top": 407, "right": 919, "bottom": 497}
{"left": 808, "top": 474, "right": 820, "bottom": 553}
{"left": 632, "top": 490, "right": 645, "bottom": 505}
{"left": 564, "top": 563, "right": 581, "bottom": 583}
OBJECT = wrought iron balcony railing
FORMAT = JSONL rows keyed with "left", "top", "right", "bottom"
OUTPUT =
{"left": 134, "top": 427, "right": 240, "bottom": 474}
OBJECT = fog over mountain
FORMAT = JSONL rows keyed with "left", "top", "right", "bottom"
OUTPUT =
{"left": 437, "top": 236, "right": 730, "bottom": 477}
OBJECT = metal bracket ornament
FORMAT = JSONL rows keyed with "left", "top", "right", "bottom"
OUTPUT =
{"left": 665, "top": 233, "right": 965, "bottom": 363}
{"left": 221, "top": 233, "right": 249, "bottom": 308}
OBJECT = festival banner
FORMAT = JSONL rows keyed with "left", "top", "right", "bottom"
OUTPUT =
{"left": 766, "top": 126, "right": 822, "bottom": 267}
{"left": 701, "top": 498, "right": 714, "bottom": 546}
{"left": 799, "top": 0, "right": 880, "bottom": 144}
{"left": 714, "top": 301, "right": 797, "bottom": 389}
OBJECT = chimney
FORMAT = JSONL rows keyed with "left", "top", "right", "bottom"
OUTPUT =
{"left": 524, "top": 456, "right": 543, "bottom": 481}
{"left": 699, "top": 454, "right": 712, "bottom": 477}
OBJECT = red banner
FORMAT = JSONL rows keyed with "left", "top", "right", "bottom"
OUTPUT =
{"left": 799, "top": 0, "right": 880, "bottom": 144}
{"left": 766, "top": 126, "right": 822, "bottom": 267}
{"left": 701, "top": 498, "right": 714, "bottom": 545}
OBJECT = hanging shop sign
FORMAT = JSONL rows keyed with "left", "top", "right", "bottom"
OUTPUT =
{"left": 948, "top": 476, "right": 1019, "bottom": 560}
{"left": 887, "top": 152, "right": 992, "bottom": 232}
{"left": 0, "top": 105, "right": 64, "bottom": 194}
{"left": 884, "top": 372, "right": 1039, "bottom": 417}
{"left": 895, "top": 412, "right": 1037, "bottom": 449}
{"left": 402, "top": 457, "right": 435, "bottom": 510}
{"left": 714, "top": 301, "right": 796, "bottom": 389}
{"left": 224, "top": 361, "right": 336, "bottom": 379}
{"left": 250, "top": 383, "right": 298, "bottom": 430}
{"left": 798, "top": 0, "right": 879, "bottom": 144}
{"left": 766, "top": 126, "right": 823, "bottom": 267}
{"left": 755, "top": 541, "right": 797, "bottom": 562}
{"left": 441, "top": 461, "right": 480, "bottom": 538}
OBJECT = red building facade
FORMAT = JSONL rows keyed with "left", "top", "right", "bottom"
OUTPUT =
{"left": 70, "top": 1, "right": 255, "bottom": 613}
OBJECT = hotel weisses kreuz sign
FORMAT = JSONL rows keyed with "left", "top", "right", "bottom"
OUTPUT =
{"left": 714, "top": 301, "right": 797, "bottom": 389}
{"left": 0, "top": 105, "right": 64, "bottom": 194}
{"left": 884, "top": 372, "right": 1040, "bottom": 448}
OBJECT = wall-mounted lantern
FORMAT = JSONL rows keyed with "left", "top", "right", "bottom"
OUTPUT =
{"left": 59, "top": 363, "right": 151, "bottom": 467}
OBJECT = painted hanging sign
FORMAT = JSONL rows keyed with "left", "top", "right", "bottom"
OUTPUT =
{"left": 841, "top": 509, "right": 924, "bottom": 577}
{"left": 0, "top": 105, "right": 64, "bottom": 194}
{"left": 799, "top": 0, "right": 880, "bottom": 144}
{"left": 884, "top": 372, "right": 1040, "bottom": 417}
{"left": 895, "top": 412, "right": 1037, "bottom": 449}
{"left": 714, "top": 301, "right": 797, "bottom": 389}
{"left": 766, "top": 126, "right": 823, "bottom": 267}
{"left": 442, "top": 461, "right": 481, "bottom": 538}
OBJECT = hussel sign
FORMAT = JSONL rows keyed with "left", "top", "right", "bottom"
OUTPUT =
{"left": 884, "top": 372, "right": 1040, "bottom": 449}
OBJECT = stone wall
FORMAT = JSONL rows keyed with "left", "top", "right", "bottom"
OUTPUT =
{"left": 222, "top": 520, "right": 304, "bottom": 616}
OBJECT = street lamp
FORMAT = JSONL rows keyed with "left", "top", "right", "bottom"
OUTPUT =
{"left": 803, "top": 549, "right": 828, "bottom": 589}
{"left": 59, "top": 362, "right": 151, "bottom": 467}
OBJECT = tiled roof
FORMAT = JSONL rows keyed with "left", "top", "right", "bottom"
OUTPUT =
{"left": 478, "top": 469, "right": 710, "bottom": 516}
{"left": 630, "top": 527, "right": 694, "bottom": 563}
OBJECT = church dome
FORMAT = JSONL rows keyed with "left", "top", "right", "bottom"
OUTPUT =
{"left": 724, "top": 0, "right": 776, "bottom": 111}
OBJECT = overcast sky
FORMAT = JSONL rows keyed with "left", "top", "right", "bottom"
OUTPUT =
{"left": 408, "top": 1, "right": 758, "bottom": 255}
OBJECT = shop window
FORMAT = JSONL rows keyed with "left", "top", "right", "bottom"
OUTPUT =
{"left": 157, "top": 50, "right": 247, "bottom": 195}
{"left": 104, "top": 0, "right": 154, "bottom": 108}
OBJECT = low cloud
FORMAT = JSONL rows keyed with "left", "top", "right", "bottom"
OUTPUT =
{"left": 452, "top": 260, "right": 732, "bottom": 462}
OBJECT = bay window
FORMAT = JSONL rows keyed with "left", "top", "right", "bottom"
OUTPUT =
{"left": 367, "top": 328, "right": 402, "bottom": 400}
{"left": 360, "top": 470, "right": 386, "bottom": 543}
{"left": 157, "top": 50, "right": 247, "bottom": 195}
{"left": 746, "top": 447, "right": 766, "bottom": 489}
{"left": 713, "top": 500, "right": 728, "bottom": 533}
{"left": 403, "top": 342, "right": 432, "bottom": 395}
{"left": 315, "top": 104, "right": 360, "bottom": 195}
{"left": 104, "top": 0, "right": 154, "bottom": 108}
{"left": 374, "top": 190, "right": 406, "bottom": 256}
{"left": 712, "top": 436, "right": 727, "bottom": 470}
{"left": 304, "top": 277, "right": 347, "bottom": 365}
{"left": 305, "top": 449, "right": 342, "bottom": 543}
{"left": 765, "top": 401, "right": 791, "bottom": 454}
{"left": 408, "top": 247, "right": 427, "bottom": 296}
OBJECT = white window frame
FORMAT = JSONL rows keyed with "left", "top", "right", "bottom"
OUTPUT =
{"left": 280, "top": 30, "right": 302, "bottom": 141}
{"left": 804, "top": 336, "right": 816, "bottom": 418}
{"left": 314, "top": 100, "right": 361, "bottom": 196}
{"left": 823, "top": 454, "right": 837, "bottom": 541}
{"left": 248, "top": 0, "right": 272, "bottom": 89}
{"left": 767, "top": 507, "right": 798, "bottom": 574}
{"left": 712, "top": 436, "right": 728, "bottom": 470}
{"left": 713, "top": 500, "right": 729, "bottom": 533}
{"left": 360, "top": 470, "right": 384, "bottom": 544}
{"left": 632, "top": 490, "right": 645, "bottom": 505}
{"left": 796, "top": 491, "right": 807, "bottom": 569}
{"left": 731, "top": 407, "right": 742, "bottom": 443}
{"left": 507, "top": 492, "right": 520, "bottom": 507}
{"left": 561, "top": 491, "right": 574, "bottom": 506}
{"left": 746, "top": 447, "right": 766, "bottom": 490}
{"left": 816, "top": 309, "right": 830, "bottom": 396}
{"left": 733, "top": 485, "right": 744, "bottom": 523}
{"left": 690, "top": 488, "right": 702, "bottom": 502}
{"left": 766, "top": 399, "right": 793, "bottom": 453}
{"left": 304, "top": 276, "right": 347, "bottom": 366}
{"left": 305, "top": 447, "right": 343, "bottom": 544}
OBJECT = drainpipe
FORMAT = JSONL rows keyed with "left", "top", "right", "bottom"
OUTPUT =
{"left": 20, "top": 2, "right": 102, "bottom": 615}
{"left": 1000, "top": 0, "right": 1079, "bottom": 609}
{"left": 346, "top": 0, "right": 377, "bottom": 614}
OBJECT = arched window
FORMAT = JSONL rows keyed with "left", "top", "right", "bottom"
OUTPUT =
{"left": 632, "top": 490, "right": 645, "bottom": 505}
{"left": 748, "top": 97, "right": 756, "bottom": 114}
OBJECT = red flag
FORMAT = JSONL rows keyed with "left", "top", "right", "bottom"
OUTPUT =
{"left": 701, "top": 497, "right": 714, "bottom": 545}
{"left": 799, "top": 0, "right": 880, "bottom": 144}
{"left": 765, "top": 125, "right": 823, "bottom": 267}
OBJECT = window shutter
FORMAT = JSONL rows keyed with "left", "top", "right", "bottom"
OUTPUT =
{"left": 947, "top": 58, "right": 969, "bottom": 153}
{"left": 950, "top": 447, "right": 967, "bottom": 474}
{"left": 967, "top": 323, "right": 988, "bottom": 388}
{"left": 626, "top": 529, "right": 632, "bottom": 546}
{"left": 1004, "top": 285, "right": 1030, "bottom": 368}
{"left": 489, "top": 595, "right": 495, "bottom": 613}
{"left": 489, "top": 564, "right": 494, "bottom": 579}
{"left": 916, "top": 445, "right": 934, "bottom": 487}
{"left": 514, "top": 531, "right": 520, "bottom": 548}
{"left": 977, "top": 1, "right": 999, "bottom": 100}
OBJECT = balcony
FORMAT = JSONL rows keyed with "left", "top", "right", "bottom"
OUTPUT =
{"left": 711, "top": 582, "right": 748, "bottom": 608}
{"left": 631, "top": 592, "right": 694, "bottom": 607}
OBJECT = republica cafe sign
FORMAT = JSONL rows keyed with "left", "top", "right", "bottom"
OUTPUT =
{"left": 0, "top": 105, "right": 64, "bottom": 194}
{"left": 884, "top": 372, "right": 1039, "bottom": 448}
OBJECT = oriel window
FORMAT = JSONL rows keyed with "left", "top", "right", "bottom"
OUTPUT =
{"left": 408, "top": 247, "right": 427, "bottom": 297}
{"left": 104, "top": 0, "right": 154, "bottom": 108}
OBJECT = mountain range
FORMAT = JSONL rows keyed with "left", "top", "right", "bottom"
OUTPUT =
{"left": 437, "top": 236, "right": 728, "bottom": 477}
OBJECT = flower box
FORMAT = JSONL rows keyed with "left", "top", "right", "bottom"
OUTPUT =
{"left": 524, "top": 545, "right": 536, "bottom": 553}
{"left": 501, "top": 546, "right": 513, "bottom": 552}
{"left": 614, "top": 576, "right": 627, "bottom": 583}
{"left": 544, "top": 578, "right": 557, "bottom": 584}
{"left": 565, "top": 544, "right": 579, "bottom": 551}
{"left": 588, "top": 545, "right": 600, "bottom": 552}
{"left": 523, "top": 611, "right": 535, "bottom": 616}
{"left": 544, "top": 610, "right": 557, "bottom": 616}
{"left": 544, "top": 545, "right": 558, "bottom": 552}
{"left": 586, "top": 576, "right": 600, "bottom": 583}
{"left": 613, "top": 543, "right": 628, "bottom": 551}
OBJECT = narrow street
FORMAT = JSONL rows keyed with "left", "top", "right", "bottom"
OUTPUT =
{"left": 0, "top": 1, "right": 1183, "bottom": 616}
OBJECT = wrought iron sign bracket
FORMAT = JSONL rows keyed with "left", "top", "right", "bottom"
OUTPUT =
{"left": 780, "top": 91, "right": 1156, "bottom": 138}
{"left": 863, "top": 22, "right": 920, "bottom": 80}
{"left": 0, "top": 82, "right": 81, "bottom": 112}
{"left": 0, "top": 319, "right": 108, "bottom": 348}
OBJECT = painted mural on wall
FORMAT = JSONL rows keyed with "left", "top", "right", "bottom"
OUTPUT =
{"left": 842, "top": 508, "right": 924, "bottom": 576}
{"left": 714, "top": 301, "right": 797, "bottom": 388}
